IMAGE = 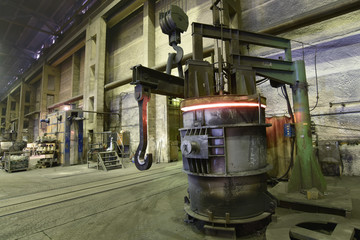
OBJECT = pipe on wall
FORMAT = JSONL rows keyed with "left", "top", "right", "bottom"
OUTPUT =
{"left": 311, "top": 111, "right": 360, "bottom": 117}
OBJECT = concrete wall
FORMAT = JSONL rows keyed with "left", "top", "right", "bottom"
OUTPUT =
{"left": 107, "top": 9, "right": 144, "bottom": 85}
{"left": 106, "top": 85, "right": 138, "bottom": 156}
{"left": 79, "top": 48, "right": 85, "bottom": 95}
{"left": 107, "top": 0, "right": 360, "bottom": 172}
{"left": 241, "top": 0, "right": 339, "bottom": 32}
{"left": 106, "top": 9, "right": 144, "bottom": 156}
{"left": 154, "top": 0, "right": 213, "bottom": 68}
{"left": 105, "top": 0, "right": 213, "bottom": 160}
{"left": 3, "top": 0, "right": 359, "bottom": 171}
{"left": 242, "top": 0, "right": 360, "bottom": 175}
{"left": 59, "top": 58, "right": 73, "bottom": 102}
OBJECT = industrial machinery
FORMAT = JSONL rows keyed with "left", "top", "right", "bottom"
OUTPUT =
{"left": 0, "top": 141, "right": 15, "bottom": 157}
{"left": 42, "top": 110, "right": 84, "bottom": 165}
{"left": 35, "top": 135, "right": 58, "bottom": 168}
{"left": 3, "top": 151, "right": 29, "bottom": 173}
{"left": 130, "top": 1, "right": 326, "bottom": 235}
{"left": 0, "top": 141, "right": 27, "bottom": 168}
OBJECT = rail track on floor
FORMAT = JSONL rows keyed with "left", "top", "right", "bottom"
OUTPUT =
{"left": 0, "top": 164, "right": 184, "bottom": 217}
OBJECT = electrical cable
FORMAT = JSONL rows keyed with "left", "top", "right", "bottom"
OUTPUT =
{"left": 282, "top": 85, "right": 295, "bottom": 123}
{"left": 275, "top": 85, "right": 295, "bottom": 181}
{"left": 276, "top": 137, "right": 295, "bottom": 180}
{"left": 257, "top": 80, "right": 268, "bottom": 86}
{"left": 277, "top": 88, "right": 285, "bottom": 99}
{"left": 301, "top": 42, "right": 305, "bottom": 61}
{"left": 256, "top": 77, "right": 269, "bottom": 85}
{"left": 310, "top": 46, "right": 319, "bottom": 111}
{"left": 291, "top": 39, "right": 320, "bottom": 111}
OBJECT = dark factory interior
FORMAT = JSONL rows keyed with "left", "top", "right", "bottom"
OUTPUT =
{"left": 0, "top": 0, "right": 360, "bottom": 239}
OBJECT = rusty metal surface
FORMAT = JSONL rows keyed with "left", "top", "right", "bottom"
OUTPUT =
{"left": 182, "top": 106, "right": 266, "bottom": 128}
{"left": 181, "top": 135, "right": 209, "bottom": 159}
{"left": 184, "top": 60, "right": 215, "bottom": 98}
{"left": 186, "top": 174, "right": 275, "bottom": 220}
{"left": 266, "top": 116, "right": 293, "bottom": 178}
{"left": 225, "top": 127, "right": 267, "bottom": 173}
{"left": 185, "top": 204, "right": 271, "bottom": 225}
{"left": 180, "top": 95, "right": 276, "bottom": 225}
{"left": 266, "top": 213, "right": 360, "bottom": 240}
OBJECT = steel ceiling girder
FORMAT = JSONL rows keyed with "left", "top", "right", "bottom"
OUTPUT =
{"left": 0, "top": 18, "right": 57, "bottom": 36}
{"left": 0, "top": 0, "right": 59, "bottom": 32}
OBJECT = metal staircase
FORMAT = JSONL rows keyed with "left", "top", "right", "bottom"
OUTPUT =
{"left": 87, "top": 132, "right": 128, "bottom": 171}
{"left": 97, "top": 151, "right": 123, "bottom": 171}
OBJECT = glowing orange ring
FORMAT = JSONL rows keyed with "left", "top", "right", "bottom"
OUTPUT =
{"left": 181, "top": 102, "right": 266, "bottom": 112}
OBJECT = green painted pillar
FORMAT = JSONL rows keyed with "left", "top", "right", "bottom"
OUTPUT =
{"left": 288, "top": 60, "right": 326, "bottom": 193}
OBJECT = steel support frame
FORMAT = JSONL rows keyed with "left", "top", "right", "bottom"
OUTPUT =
{"left": 191, "top": 22, "right": 292, "bottom": 61}
{"left": 288, "top": 61, "right": 326, "bottom": 192}
{"left": 130, "top": 22, "right": 326, "bottom": 192}
{"left": 131, "top": 64, "right": 184, "bottom": 98}
{"left": 130, "top": 65, "right": 184, "bottom": 171}
{"left": 189, "top": 22, "right": 326, "bottom": 193}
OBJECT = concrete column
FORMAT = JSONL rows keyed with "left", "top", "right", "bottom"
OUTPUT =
{"left": 39, "top": 64, "right": 60, "bottom": 135}
{"left": 17, "top": 82, "right": 28, "bottom": 141}
{"left": 143, "top": 0, "right": 157, "bottom": 159}
{"left": 143, "top": 0, "right": 155, "bottom": 67}
{"left": 0, "top": 102, "right": 6, "bottom": 133}
{"left": 72, "top": 52, "right": 81, "bottom": 97}
{"left": 27, "top": 84, "right": 37, "bottom": 142}
{"left": 5, "top": 95, "right": 15, "bottom": 132}
{"left": 155, "top": 95, "right": 170, "bottom": 162}
{"left": 83, "top": 18, "right": 107, "bottom": 142}
{"left": 5, "top": 98, "right": 10, "bottom": 132}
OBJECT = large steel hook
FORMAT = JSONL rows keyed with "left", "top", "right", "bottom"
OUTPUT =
{"left": 165, "top": 43, "right": 184, "bottom": 78}
{"left": 134, "top": 84, "right": 153, "bottom": 170}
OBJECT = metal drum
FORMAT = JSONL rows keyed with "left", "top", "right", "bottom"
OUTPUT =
{"left": 180, "top": 95, "right": 276, "bottom": 225}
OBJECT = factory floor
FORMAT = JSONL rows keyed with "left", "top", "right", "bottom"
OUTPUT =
{"left": 1, "top": 161, "right": 360, "bottom": 240}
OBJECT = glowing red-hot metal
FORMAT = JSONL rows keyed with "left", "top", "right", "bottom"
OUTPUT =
{"left": 181, "top": 102, "right": 267, "bottom": 112}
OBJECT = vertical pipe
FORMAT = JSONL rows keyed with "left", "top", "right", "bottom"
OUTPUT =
{"left": 64, "top": 111, "right": 71, "bottom": 166}
{"left": 78, "top": 112, "right": 84, "bottom": 164}
{"left": 288, "top": 60, "right": 326, "bottom": 192}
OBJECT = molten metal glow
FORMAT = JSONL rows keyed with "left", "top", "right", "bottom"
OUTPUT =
{"left": 181, "top": 102, "right": 267, "bottom": 112}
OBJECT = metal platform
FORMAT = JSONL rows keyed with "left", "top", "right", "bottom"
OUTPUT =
{"left": 269, "top": 182, "right": 352, "bottom": 217}
{"left": 266, "top": 213, "right": 360, "bottom": 240}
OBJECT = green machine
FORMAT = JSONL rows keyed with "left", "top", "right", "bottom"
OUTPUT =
{"left": 130, "top": 1, "right": 326, "bottom": 233}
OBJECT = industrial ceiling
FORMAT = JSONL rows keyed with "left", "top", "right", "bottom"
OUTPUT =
{"left": 0, "top": 0, "right": 99, "bottom": 98}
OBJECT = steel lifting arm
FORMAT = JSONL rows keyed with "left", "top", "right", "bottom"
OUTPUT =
{"left": 133, "top": 84, "right": 152, "bottom": 170}
{"left": 130, "top": 5, "right": 188, "bottom": 171}
{"left": 131, "top": 65, "right": 184, "bottom": 98}
{"left": 131, "top": 65, "right": 184, "bottom": 171}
